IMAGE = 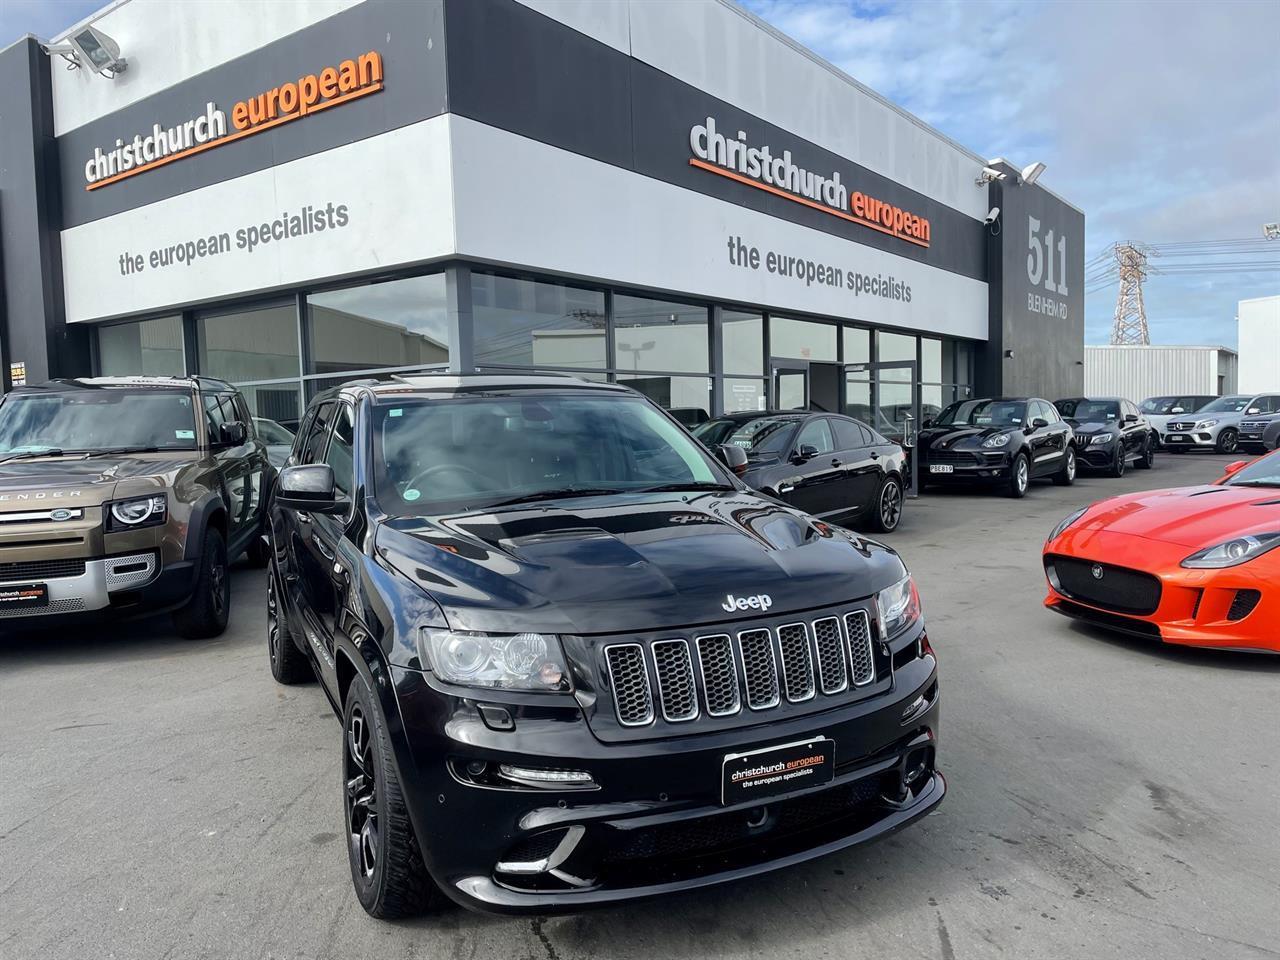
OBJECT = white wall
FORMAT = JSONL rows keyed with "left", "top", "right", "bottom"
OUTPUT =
{"left": 51, "top": 0, "right": 361, "bottom": 135}
{"left": 1084, "top": 345, "right": 1235, "bottom": 400}
{"left": 1238, "top": 296, "right": 1280, "bottom": 393}
{"left": 515, "top": 0, "right": 989, "bottom": 220}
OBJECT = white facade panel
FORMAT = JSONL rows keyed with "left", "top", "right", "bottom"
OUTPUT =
{"left": 51, "top": 0, "right": 362, "bottom": 136}
{"left": 514, "top": 0, "right": 988, "bottom": 220}
{"left": 60, "top": 115, "right": 455, "bottom": 323}
{"left": 449, "top": 116, "right": 988, "bottom": 341}
{"left": 1238, "top": 296, "right": 1280, "bottom": 393}
{"left": 1084, "top": 345, "right": 1237, "bottom": 400}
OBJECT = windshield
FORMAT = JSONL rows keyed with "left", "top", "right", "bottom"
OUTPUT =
{"left": 0, "top": 389, "right": 198, "bottom": 454}
{"left": 1141, "top": 397, "right": 1177, "bottom": 415}
{"left": 1200, "top": 396, "right": 1251, "bottom": 413}
{"left": 1225, "top": 453, "right": 1280, "bottom": 487}
{"left": 692, "top": 416, "right": 799, "bottom": 457}
{"left": 374, "top": 393, "right": 724, "bottom": 514}
{"left": 935, "top": 399, "right": 1026, "bottom": 428}
{"left": 1058, "top": 399, "right": 1120, "bottom": 423}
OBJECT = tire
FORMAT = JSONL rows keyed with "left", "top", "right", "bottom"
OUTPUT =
{"left": 868, "top": 474, "right": 904, "bottom": 532}
{"left": 245, "top": 531, "right": 271, "bottom": 568}
{"left": 1107, "top": 444, "right": 1126, "bottom": 478}
{"left": 1136, "top": 436, "right": 1155, "bottom": 469}
{"left": 1053, "top": 446, "right": 1077, "bottom": 486}
{"left": 343, "top": 675, "right": 440, "bottom": 920}
{"left": 1215, "top": 428, "right": 1238, "bottom": 454}
{"left": 267, "top": 566, "right": 311, "bottom": 684}
{"left": 1006, "top": 453, "right": 1030, "bottom": 498}
{"left": 172, "top": 527, "right": 230, "bottom": 639}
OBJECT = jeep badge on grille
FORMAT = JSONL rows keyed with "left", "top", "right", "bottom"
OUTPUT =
{"left": 722, "top": 593, "right": 773, "bottom": 613}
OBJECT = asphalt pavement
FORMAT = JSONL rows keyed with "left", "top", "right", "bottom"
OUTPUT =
{"left": 2, "top": 450, "right": 1277, "bottom": 960}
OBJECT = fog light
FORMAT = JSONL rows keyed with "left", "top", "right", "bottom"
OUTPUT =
{"left": 465, "top": 759, "right": 488, "bottom": 777}
{"left": 498, "top": 764, "right": 595, "bottom": 788}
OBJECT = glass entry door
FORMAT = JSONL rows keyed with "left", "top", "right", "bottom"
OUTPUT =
{"left": 770, "top": 360, "right": 809, "bottom": 411}
{"left": 845, "top": 360, "right": 919, "bottom": 495}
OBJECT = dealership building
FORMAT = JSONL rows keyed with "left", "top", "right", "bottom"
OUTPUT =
{"left": 0, "top": 0, "right": 1084, "bottom": 435}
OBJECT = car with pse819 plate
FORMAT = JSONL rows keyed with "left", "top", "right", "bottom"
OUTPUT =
{"left": 265, "top": 374, "right": 942, "bottom": 920}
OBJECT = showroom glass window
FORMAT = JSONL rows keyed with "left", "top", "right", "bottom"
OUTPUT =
{"left": 473, "top": 273, "right": 607, "bottom": 370}
{"left": 98, "top": 316, "right": 185, "bottom": 377}
{"left": 307, "top": 274, "right": 449, "bottom": 375}
{"left": 771, "top": 316, "right": 836, "bottom": 362}
{"left": 722, "top": 309, "right": 764, "bottom": 414}
{"left": 197, "top": 303, "right": 302, "bottom": 429}
{"left": 613, "top": 295, "right": 708, "bottom": 374}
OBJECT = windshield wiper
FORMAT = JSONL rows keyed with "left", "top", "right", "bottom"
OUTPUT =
{"left": 0, "top": 448, "right": 65, "bottom": 465}
{"left": 633, "top": 481, "right": 737, "bottom": 493}
{"left": 481, "top": 487, "right": 630, "bottom": 509}
{"left": 1229, "top": 479, "right": 1280, "bottom": 488}
{"left": 88, "top": 446, "right": 164, "bottom": 456}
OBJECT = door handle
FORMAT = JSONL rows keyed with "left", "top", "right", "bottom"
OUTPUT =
{"left": 296, "top": 512, "right": 312, "bottom": 524}
{"left": 869, "top": 451, "right": 879, "bottom": 459}
{"left": 314, "top": 539, "right": 335, "bottom": 562}
{"left": 831, "top": 458, "right": 843, "bottom": 467}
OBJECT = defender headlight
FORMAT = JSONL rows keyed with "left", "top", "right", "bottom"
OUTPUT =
{"left": 420, "top": 629, "right": 571, "bottom": 691}
{"left": 1195, "top": 419, "right": 1219, "bottom": 430}
{"left": 1181, "top": 532, "right": 1280, "bottom": 569}
{"left": 982, "top": 434, "right": 1010, "bottom": 448}
{"left": 1048, "top": 507, "right": 1088, "bottom": 542}
{"left": 1091, "top": 432, "right": 1114, "bottom": 445}
{"left": 876, "top": 573, "right": 922, "bottom": 640}
{"left": 106, "top": 494, "right": 167, "bottom": 531}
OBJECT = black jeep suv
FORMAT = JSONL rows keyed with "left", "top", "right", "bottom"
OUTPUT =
{"left": 266, "top": 374, "right": 942, "bottom": 919}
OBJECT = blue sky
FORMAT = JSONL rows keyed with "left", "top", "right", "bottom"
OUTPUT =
{"left": 6, "top": 0, "right": 1278, "bottom": 347}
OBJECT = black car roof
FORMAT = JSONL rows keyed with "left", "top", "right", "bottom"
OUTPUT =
{"left": 313, "top": 372, "right": 633, "bottom": 406}
{"left": 15, "top": 376, "right": 233, "bottom": 394}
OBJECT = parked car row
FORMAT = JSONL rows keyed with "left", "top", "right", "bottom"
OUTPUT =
{"left": 1141, "top": 392, "right": 1280, "bottom": 454}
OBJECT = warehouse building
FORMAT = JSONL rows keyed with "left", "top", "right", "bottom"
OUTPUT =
{"left": 0, "top": 0, "right": 1084, "bottom": 436}
{"left": 1084, "top": 344, "right": 1238, "bottom": 401}
{"left": 1237, "top": 296, "right": 1280, "bottom": 394}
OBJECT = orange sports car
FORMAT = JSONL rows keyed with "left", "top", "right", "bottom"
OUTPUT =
{"left": 1043, "top": 450, "right": 1280, "bottom": 653}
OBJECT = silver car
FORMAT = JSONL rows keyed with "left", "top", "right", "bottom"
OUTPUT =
{"left": 1163, "top": 393, "right": 1280, "bottom": 454}
{"left": 1139, "top": 395, "right": 1214, "bottom": 447}
{"left": 1238, "top": 412, "right": 1280, "bottom": 452}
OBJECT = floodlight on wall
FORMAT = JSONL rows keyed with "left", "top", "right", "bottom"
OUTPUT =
{"left": 42, "top": 25, "right": 128, "bottom": 78}
{"left": 1264, "top": 222, "right": 1280, "bottom": 240}
{"left": 1020, "top": 161, "right": 1047, "bottom": 185}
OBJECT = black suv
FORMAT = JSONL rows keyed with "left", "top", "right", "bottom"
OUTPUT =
{"left": 916, "top": 397, "right": 1075, "bottom": 497}
{"left": 266, "top": 374, "right": 942, "bottom": 918}
{"left": 1054, "top": 397, "right": 1155, "bottom": 476}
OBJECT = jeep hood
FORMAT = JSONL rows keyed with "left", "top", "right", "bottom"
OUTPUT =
{"left": 0, "top": 455, "right": 190, "bottom": 511}
{"left": 374, "top": 491, "right": 906, "bottom": 635}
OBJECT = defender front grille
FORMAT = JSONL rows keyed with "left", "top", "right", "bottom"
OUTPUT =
{"left": 602, "top": 606, "right": 885, "bottom": 729}
{"left": 0, "top": 557, "right": 86, "bottom": 583}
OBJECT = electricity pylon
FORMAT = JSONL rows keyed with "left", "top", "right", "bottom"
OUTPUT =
{"left": 1109, "top": 243, "right": 1155, "bottom": 345}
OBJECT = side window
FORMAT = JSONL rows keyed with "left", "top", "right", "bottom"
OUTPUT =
{"left": 1031, "top": 401, "right": 1049, "bottom": 424}
{"left": 291, "top": 410, "right": 316, "bottom": 463}
{"left": 796, "top": 418, "right": 834, "bottom": 455}
{"left": 231, "top": 394, "right": 252, "bottom": 426}
{"left": 203, "top": 394, "right": 229, "bottom": 437}
{"left": 324, "top": 405, "right": 356, "bottom": 501}
{"left": 1263, "top": 396, "right": 1280, "bottom": 413}
{"left": 831, "top": 418, "right": 866, "bottom": 450}
{"left": 300, "top": 401, "right": 336, "bottom": 465}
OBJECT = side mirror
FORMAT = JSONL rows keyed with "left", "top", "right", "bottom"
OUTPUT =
{"left": 1247, "top": 408, "right": 1261, "bottom": 415}
{"left": 1170, "top": 407, "right": 1184, "bottom": 414}
{"left": 276, "top": 464, "right": 343, "bottom": 513}
{"left": 714, "top": 443, "right": 749, "bottom": 476}
{"left": 1223, "top": 460, "right": 1249, "bottom": 477}
{"left": 219, "top": 421, "right": 248, "bottom": 446}
{"left": 923, "top": 418, "right": 934, "bottom": 429}
{"left": 792, "top": 443, "right": 819, "bottom": 463}
{"left": 1124, "top": 413, "right": 1139, "bottom": 424}
{"left": 1028, "top": 418, "right": 1048, "bottom": 433}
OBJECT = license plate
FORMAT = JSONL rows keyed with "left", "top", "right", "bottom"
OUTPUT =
{"left": 0, "top": 582, "right": 48, "bottom": 609}
{"left": 929, "top": 464, "right": 954, "bottom": 474}
{"left": 721, "top": 737, "right": 834, "bottom": 805}
{"left": 1168, "top": 434, "right": 1188, "bottom": 442}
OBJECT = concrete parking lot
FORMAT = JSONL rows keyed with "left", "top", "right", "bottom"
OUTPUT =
{"left": 2, "top": 451, "right": 1277, "bottom": 960}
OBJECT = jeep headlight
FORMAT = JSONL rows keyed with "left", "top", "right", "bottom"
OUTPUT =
{"left": 876, "top": 573, "right": 922, "bottom": 640}
{"left": 420, "top": 629, "right": 571, "bottom": 691}
{"left": 982, "top": 434, "right": 1010, "bottom": 448}
{"left": 1181, "top": 532, "right": 1280, "bottom": 569}
{"left": 1195, "top": 419, "right": 1219, "bottom": 430}
{"left": 106, "top": 494, "right": 167, "bottom": 532}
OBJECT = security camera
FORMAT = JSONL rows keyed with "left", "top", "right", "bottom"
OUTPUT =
{"left": 984, "top": 207, "right": 1001, "bottom": 225}
{"left": 1020, "top": 161, "right": 1047, "bottom": 185}
{"left": 43, "top": 25, "right": 128, "bottom": 78}
{"left": 975, "top": 166, "right": 1007, "bottom": 186}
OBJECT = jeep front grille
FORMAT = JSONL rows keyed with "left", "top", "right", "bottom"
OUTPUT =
{"left": 602, "top": 607, "right": 881, "bottom": 729}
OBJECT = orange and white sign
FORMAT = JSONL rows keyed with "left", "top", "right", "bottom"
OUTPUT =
{"left": 83, "top": 51, "right": 384, "bottom": 191}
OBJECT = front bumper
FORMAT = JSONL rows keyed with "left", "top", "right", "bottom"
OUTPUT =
{"left": 919, "top": 451, "right": 1011, "bottom": 484}
{"left": 1043, "top": 531, "right": 1279, "bottom": 653}
{"left": 1075, "top": 440, "right": 1119, "bottom": 469}
{"left": 0, "top": 553, "right": 197, "bottom": 624}
{"left": 1161, "top": 430, "right": 1218, "bottom": 448}
{"left": 388, "top": 646, "right": 942, "bottom": 914}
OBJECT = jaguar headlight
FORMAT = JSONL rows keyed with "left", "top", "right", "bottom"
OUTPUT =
{"left": 1181, "top": 532, "right": 1280, "bottom": 569}
{"left": 876, "top": 573, "right": 922, "bottom": 640}
{"left": 420, "top": 629, "right": 571, "bottom": 691}
{"left": 982, "top": 434, "right": 1010, "bottom": 449}
{"left": 106, "top": 494, "right": 167, "bottom": 531}
{"left": 1048, "top": 507, "right": 1088, "bottom": 543}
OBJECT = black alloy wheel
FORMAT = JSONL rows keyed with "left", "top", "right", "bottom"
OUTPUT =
{"left": 1109, "top": 444, "right": 1127, "bottom": 478}
{"left": 1137, "top": 436, "right": 1155, "bottom": 469}
{"left": 870, "top": 475, "right": 903, "bottom": 532}
{"left": 346, "top": 704, "right": 380, "bottom": 885}
{"left": 1216, "top": 428, "right": 1239, "bottom": 454}
{"left": 267, "top": 567, "right": 311, "bottom": 684}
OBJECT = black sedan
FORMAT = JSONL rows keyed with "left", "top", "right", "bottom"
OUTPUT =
{"left": 916, "top": 397, "right": 1075, "bottom": 498}
{"left": 692, "top": 411, "right": 907, "bottom": 531}
{"left": 1054, "top": 396, "right": 1155, "bottom": 476}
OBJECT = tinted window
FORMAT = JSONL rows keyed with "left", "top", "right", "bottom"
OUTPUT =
{"left": 300, "top": 402, "right": 336, "bottom": 465}
{"left": 1199, "top": 396, "right": 1251, "bottom": 413}
{"left": 324, "top": 405, "right": 356, "bottom": 500}
{"left": 831, "top": 418, "right": 869, "bottom": 449}
{"left": 0, "top": 389, "right": 198, "bottom": 453}
{"left": 937, "top": 399, "right": 1026, "bottom": 428}
{"left": 1140, "top": 397, "right": 1174, "bottom": 414}
{"left": 1060, "top": 399, "right": 1120, "bottom": 422}
{"left": 795, "top": 418, "right": 834, "bottom": 455}
{"left": 203, "top": 394, "right": 230, "bottom": 436}
{"left": 692, "top": 416, "right": 799, "bottom": 457}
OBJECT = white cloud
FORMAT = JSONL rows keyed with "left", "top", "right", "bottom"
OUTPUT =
{"left": 740, "top": 0, "right": 1280, "bottom": 346}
